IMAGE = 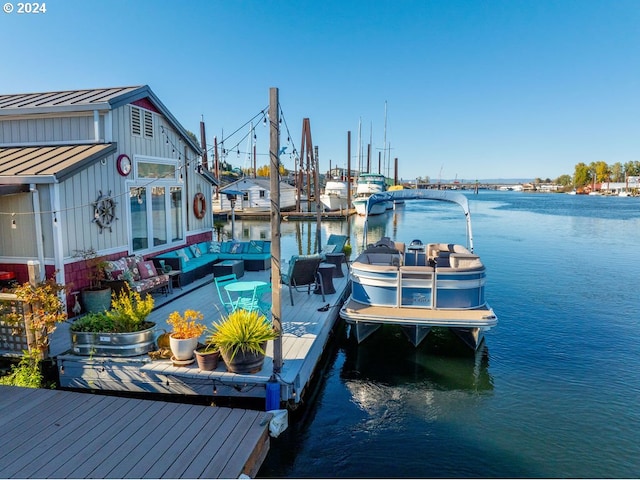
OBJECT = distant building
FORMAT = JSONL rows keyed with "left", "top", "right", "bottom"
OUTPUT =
{"left": 217, "top": 177, "right": 296, "bottom": 212}
{"left": 0, "top": 85, "right": 215, "bottom": 299}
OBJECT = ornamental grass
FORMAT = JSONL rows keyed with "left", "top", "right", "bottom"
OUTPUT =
{"left": 209, "top": 309, "right": 277, "bottom": 361}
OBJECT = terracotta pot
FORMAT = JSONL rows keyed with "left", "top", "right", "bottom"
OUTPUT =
{"left": 194, "top": 349, "right": 220, "bottom": 371}
{"left": 220, "top": 343, "right": 266, "bottom": 374}
{"left": 169, "top": 335, "right": 199, "bottom": 361}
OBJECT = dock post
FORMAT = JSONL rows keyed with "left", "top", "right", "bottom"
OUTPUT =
{"left": 269, "top": 87, "right": 283, "bottom": 375}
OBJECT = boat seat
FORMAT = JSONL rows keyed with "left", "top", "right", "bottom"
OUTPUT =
{"left": 357, "top": 252, "right": 402, "bottom": 267}
{"left": 449, "top": 253, "right": 483, "bottom": 270}
{"left": 427, "top": 243, "right": 471, "bottom": 261}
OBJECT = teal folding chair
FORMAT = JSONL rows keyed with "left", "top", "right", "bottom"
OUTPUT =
{"left": 252, "top": 283, "right": 272, "bottom": 318}
{"left": 235, "top": 283, "right": 272, "bottom": 319}
{"left": 214, "top": 274, "right": 238, "bottom": 314}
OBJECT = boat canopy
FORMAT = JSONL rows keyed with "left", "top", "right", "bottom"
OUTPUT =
{"left": 364, "top": 189, "right": 475, "bottom": 252}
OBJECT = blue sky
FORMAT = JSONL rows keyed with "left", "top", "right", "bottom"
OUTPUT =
{"left": 2, "top": 0, "right": 639, "bottom": 182}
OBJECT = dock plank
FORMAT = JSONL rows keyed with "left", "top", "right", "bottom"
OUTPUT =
{"left": 34, "top": 398, "right": 152, "bottom": 478}
{"left": 0, "top": 386, "right": 270, "bottom": 479}
{"left": 7, "top": 395, "right": 123, "bottom": 478}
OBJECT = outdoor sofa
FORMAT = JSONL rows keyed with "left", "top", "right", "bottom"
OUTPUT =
{"left": 152, "top": 240, "right": 271, "bottom": 286}
{"left": 103, "top": 254, "right": 170, "bottom": 296}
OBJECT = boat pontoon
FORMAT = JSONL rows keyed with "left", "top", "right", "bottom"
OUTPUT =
{"left": 340, "top": 189, "right": 497, "bottom": 350}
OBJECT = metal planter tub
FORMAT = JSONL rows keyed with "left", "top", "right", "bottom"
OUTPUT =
{"left": 71, "top": 322, "right": 156, "bottom": 357}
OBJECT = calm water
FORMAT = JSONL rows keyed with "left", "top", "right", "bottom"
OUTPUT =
{"left": 252, "top": 191, "right": 640, "bottom": 478}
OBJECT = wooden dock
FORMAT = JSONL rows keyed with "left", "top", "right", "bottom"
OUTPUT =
{"left": 55, "top": 265, "right": 350, "bottom": 407}
{"left": 0, "top": 385, "right": 271, "bottom": 479}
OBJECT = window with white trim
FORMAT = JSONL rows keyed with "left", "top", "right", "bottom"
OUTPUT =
{"left": 129, "top": 156, "right": 184, "bottom": 253}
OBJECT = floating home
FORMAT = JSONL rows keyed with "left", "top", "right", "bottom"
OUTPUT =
{"left": 0, "top": 85, "right": 216, "bottom": 308}
{"left": 217, "top": 178, "right": 296, "bottom": 212}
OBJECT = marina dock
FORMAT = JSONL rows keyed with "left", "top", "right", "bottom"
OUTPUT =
{"left": 0, "top": 385, "right": 271, "bottom": 479}
{"left": 55, "top": 266, "right": 350, "bottom": 407}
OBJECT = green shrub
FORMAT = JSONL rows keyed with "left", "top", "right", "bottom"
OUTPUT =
{"left": 0, "top": 351, "right": 44, "bottom": 388}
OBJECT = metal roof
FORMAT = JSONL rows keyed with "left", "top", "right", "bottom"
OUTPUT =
{"left": 0, "top": 144, "right": 117, "bottom": 184}
{"left": 0, "top": 86, "right": 143, "bottom": 114}
{"left": 0, "top": 85, "right": 201, "bottom": 154}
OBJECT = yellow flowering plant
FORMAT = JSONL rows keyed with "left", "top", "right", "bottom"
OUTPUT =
{"left": 167, "top": 309, "right": 206, "bottom": 339}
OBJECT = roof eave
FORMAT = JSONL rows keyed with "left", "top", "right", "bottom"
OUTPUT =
{"left": 0, "top": 104, "right": 110, "bottom": 116}
{"left": 0, "top": 175, "right": 57, "bottom": 185}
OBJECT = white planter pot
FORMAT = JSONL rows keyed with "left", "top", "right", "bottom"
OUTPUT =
{"left": 169, "top": 335, "right": 199, "bottom": 361}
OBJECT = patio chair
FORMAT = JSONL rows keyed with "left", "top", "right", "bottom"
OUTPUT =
{"left": 281, "top": 254, "right": 324, "bottom": 306}
{"left": 326, "top": 234, "right": 348, "bottom": 254}
{"left": 236, "top": 283, "right": 273, "bottom": 320}
{"left": 214, "top": 273, "right": 238, "bottom": 314}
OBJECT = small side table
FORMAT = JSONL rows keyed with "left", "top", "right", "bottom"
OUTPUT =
{"left": 314, "top": 263, "right": 336, "bottom": 295}
{"left": 324, "top": 252, "right": 346, "bottom": 278}
{"left": 167, "top": 270, "right": 182, "bottom": 294}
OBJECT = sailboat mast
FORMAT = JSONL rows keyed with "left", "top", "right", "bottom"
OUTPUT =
{"left": 383, "top": 100, "right": 388, "bottom": 180}
{"left": 357, "top": 117, "right": 362, "bottom": 175}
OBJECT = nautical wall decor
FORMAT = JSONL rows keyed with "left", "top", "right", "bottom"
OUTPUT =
{"left": 92, "top": 190, "right": 118, "bottom": 233}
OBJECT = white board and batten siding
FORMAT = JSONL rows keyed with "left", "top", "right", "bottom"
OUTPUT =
{"left": 0, "top": 114, "right": 102, "bottom": 146}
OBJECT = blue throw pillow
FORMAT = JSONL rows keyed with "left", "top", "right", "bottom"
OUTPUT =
{"left": 176, "top": 249, "right": 190, "bottom": 264}
{"left": 209, "top": 241, "right": 221, "bottom": 253}
{"left": 248, "top": 240, "right": 264, "bottom": 253}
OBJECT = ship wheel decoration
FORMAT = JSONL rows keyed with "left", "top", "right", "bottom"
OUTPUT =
{"left": 92, "top": 190, "right": 118, "bottom": 233}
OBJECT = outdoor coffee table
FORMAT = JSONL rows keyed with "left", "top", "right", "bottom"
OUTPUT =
{"left": 212, "top": 259, "right": 244, "bottom": 279}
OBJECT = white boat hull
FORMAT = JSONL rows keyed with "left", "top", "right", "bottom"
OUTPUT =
{"left": 354, "top": 199, "right": 390, "bottom": 216}
{"left": 320, "top": 194, "right": 349, "bottom": 211}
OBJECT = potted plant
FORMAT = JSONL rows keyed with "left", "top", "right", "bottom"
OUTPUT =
{"left": 342, "top": 243, "right": 352, "bottom": 262}
{"left": 209, "top": 309, "right": 278, "bottom": 374}
{"left": 167, "top": 309, "right": 206, "bottom": 363}
{"left": 2, "top": 275, "right": 67, "bottom": 359}
{"left": 69, "top": 284, "right": 156, "bottom": 356}
{"left": 194, "top": 334, "right": 220, "bottom": 371}
{"left": 74, "top": 248, "right": 111, "bottom": 313}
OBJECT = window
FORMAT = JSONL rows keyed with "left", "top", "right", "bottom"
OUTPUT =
{"left": 259, "top": 190, "right": 266, "bottom": 199}
{"left": 243, "top": 192, "right": 249, "bottom": 201}
{"left": 130, "top": 187, "right": 148, "bottom": 250}
{"left": 129, "top": 156, "right": 184, "bottom": 253}
{"left": 130, "top": 185, "right": 184, "bottom": 252}
{"left": 152, "top": 187, "right": 167, "bottom": 247}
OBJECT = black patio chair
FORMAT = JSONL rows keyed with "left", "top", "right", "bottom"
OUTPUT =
{"left": 281, "top": 254, "right": 324, "bottom": 306}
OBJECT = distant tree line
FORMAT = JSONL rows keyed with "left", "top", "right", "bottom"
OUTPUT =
{"left": 553, "top": 160, "right": 640, "bottom": 187}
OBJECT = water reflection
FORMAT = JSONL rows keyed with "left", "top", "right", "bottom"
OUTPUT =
{"left": 340, "top": 325, "right": 494, "bottom": 420}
